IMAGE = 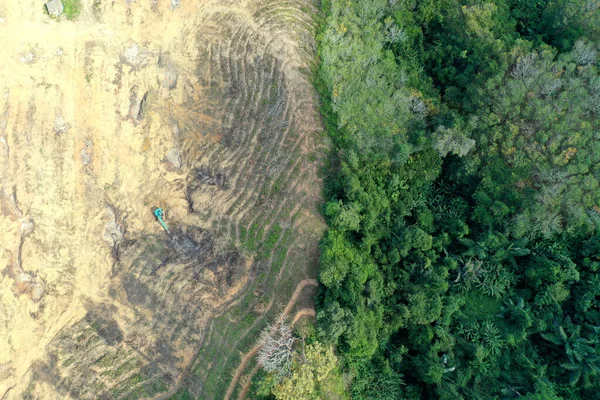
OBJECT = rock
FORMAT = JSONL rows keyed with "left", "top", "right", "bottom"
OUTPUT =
{"left": 20, "top": 219, "right": 34, "bottom": 236}
{"left": 14, "top": 272, "right": 45, "bottom": 302}
{"left": 171, "top": 0, "right": 180, "bottom": 9}
{"left": 45, "top": 0, "right": 64, "bottom": 17}
{"left": 31, "top": 282, "right": 45, "bottom": 302}
{"left": 163, "top": 147, "right": 182, "bottom": 170}
{"left": 0, "top": 136, "right": 8, "bottom": 155}
{"left": 19, "top": 52, "right": 34, "bottom": 64}
{"left": 128, "top": 86, "right": 148, "bottom": 123}
{"left": 158, "top": 53, "right": 178, "bottom": 90}
{"left": 53, "top": 115, "right": 70, "bottom": 134}
{"left": 80, "top": 139, "right": 93, "bottom": 165}
{"left": 103, "top": 206, "right": 124, "bottom": 245}
{"left": 121, "top": 44, "right": 150, "bottom": 70}
{"left": 162, "top": 67, "right": 178, "bottom": 90}
{"left": 15, "top": 272, "right": 33, "bottom": 286}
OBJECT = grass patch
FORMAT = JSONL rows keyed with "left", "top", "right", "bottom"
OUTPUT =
{"left": 61, "top": 357, "right": 75, "bottom": 368}
{"left": 171, "top": 388, "right": 194, "bottom": 400}
{"left": 271, "top": 176, "right": 285, "bottom": 195}
{"left": 239, "top": 225, "right": 248, "bottom": 243}
{"left": 63, "top": 0, "right": 81, "bottom": 19}
{"left": 101, "top": 357, "right": 140, "bottom": 379}
{"left": 110, "top": 373, "right": 160, "bottom": 399}
{"left": 244, "top": 223, "right": 262, "bottom": 253}
{"left": 257, "top": 224, "right": 282, "bottom": 260}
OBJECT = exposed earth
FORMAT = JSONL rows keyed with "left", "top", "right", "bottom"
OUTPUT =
{"left": 0, "top": 0, "right": 323, "bottom": 398}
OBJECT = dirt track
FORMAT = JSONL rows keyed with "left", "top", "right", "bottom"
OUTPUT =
{"left": 235, "top": 308, "right": 316, "bottom": 400}
{"left": 223, "top": 279, "right": 318, "bottom": 400}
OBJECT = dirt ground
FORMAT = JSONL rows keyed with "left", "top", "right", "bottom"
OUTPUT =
{"left": 0, "top": 0, "right": 323, "bottom": 398}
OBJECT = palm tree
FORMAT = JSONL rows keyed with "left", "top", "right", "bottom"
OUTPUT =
{"left": 542, "top": 324, "right": 600, "bottom": 386}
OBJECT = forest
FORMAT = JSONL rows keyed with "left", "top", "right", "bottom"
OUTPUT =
{"left": 251, "top": 0, "right": 600, "bottom": 398}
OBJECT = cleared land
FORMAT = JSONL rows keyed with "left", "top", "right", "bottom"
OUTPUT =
{"left": 0, "top": 0, "right": 323, "bottom": 398}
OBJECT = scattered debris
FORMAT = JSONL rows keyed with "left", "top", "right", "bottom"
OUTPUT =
{"left": 103, "top": 203, "right": 128, "bottom": 271}
{"left": 0, "top": 362, "right": 15, "bottom": 381}
{"left": 194, "top": 166, "right": 228, "bottom": 188}
{"left": 185, "top": 167, "right": 229, "bottom": 212}
{"left": 253, "top": 299, "right": 268, "bottom": 315}
{"left": 45, "top": 0, "right": 64, "bottom": 17}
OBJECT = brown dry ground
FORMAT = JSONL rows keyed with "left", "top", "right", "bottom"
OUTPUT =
{"left": 0, "top": 0, "right": 324, "bottom": 398}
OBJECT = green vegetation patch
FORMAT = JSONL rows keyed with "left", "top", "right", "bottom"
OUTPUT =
{"left": 305, "top": 0, "right": 600, "bottom": 399}
{"left": 62, "top": 0, "right": 80, "bottom": 19}
{"left": 101, "top": 357, "right": 141, "bottom": 379}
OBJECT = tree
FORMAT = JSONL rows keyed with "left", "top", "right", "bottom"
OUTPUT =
{"left": 469, "top": 44, "right": 600, "bottom": 236}
{"left": 539, "top": 0, "right": 600, "bottom": 50}
{"left": 432, "top": 125, "right": 476, "bottom": 158}
{"left": 258, "top": 318, "right": 296, "bottom": 374}
{"left": 542, "top": 324, "right": 600, "bottom": 386}
{"left": 271, "top": 342, "right": 344, "bottom": 400}
{"left": 314, "top": 0, "right": 600, "bottom": 398}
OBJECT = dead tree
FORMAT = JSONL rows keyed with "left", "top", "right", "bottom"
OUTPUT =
{"left": 257, "top": 318, "right": 295, "bottom": 374}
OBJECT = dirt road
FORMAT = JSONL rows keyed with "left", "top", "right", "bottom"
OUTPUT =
{"left": 223, "top": 279, "right": 318, "bottom": 400}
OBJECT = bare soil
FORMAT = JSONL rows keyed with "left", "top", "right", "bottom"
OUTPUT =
{"left": 0, "top": 0, "right": 323, "bottom": 398}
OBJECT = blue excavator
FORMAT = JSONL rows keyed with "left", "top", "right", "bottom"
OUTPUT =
{"left": 154, "top": 207, "right": 170, "bottom": 233}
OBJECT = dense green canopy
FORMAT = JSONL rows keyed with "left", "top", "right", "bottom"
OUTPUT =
{"left": 256, "top": 0, "right": 600, "bottom": 398}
